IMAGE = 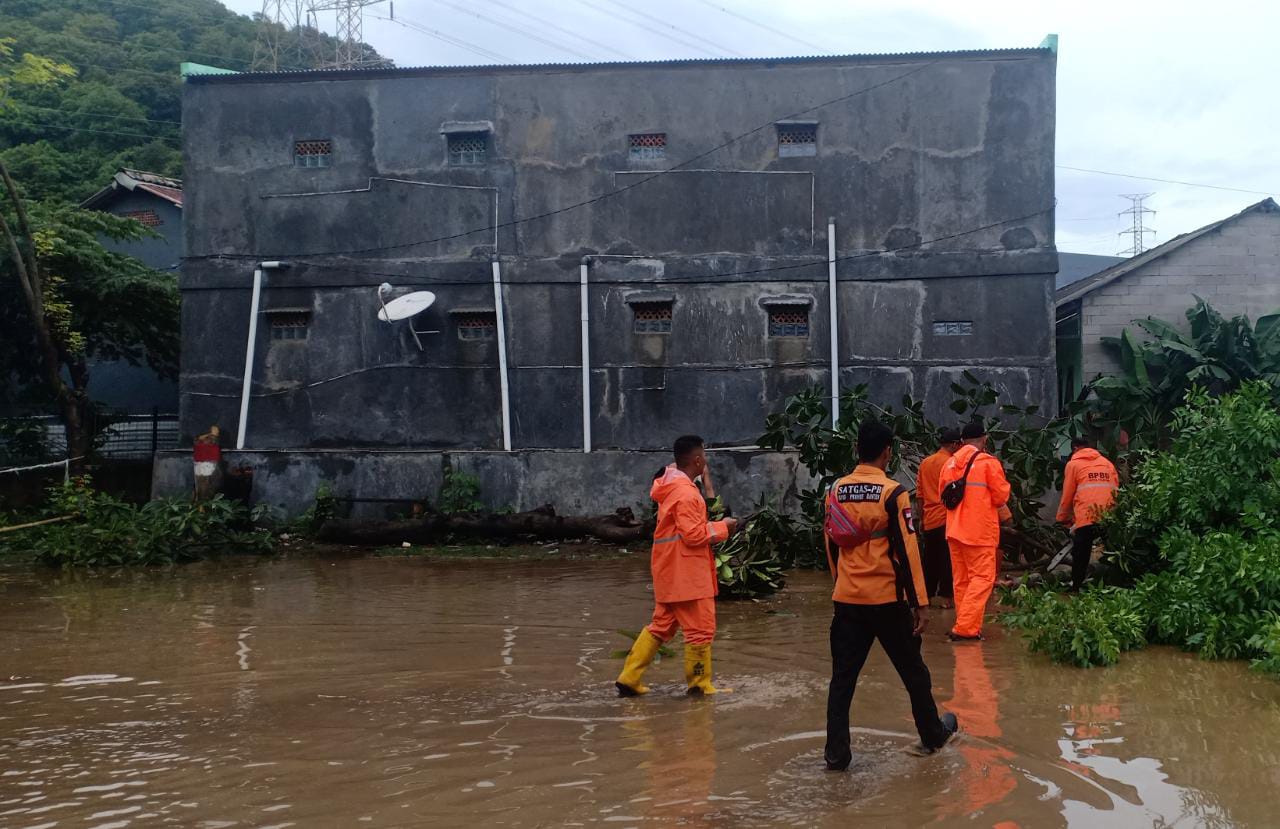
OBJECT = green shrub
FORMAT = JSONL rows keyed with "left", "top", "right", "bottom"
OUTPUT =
{"left": 1, "top": 478, "right": 271, "bottom": 567}
{"left": 714, "top": 503, "right": 797, "bottom": 598}
{"left": 438, "top": 467, "right": 483, "bottom": 514}
{"left": 1002, "top": 585, "right": 1147, "bottom": 667}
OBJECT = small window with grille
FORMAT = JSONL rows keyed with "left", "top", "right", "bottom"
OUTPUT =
{"left": 932, "top": 320, "right": 974, "bottom": 337}
{"left": 294, "top": 140, "right": 332, "bottom": 168}
{"left": 267, "top": 310, "right": 310, "bottom": 341}
{"left": 632, "top": 301, "right": 673, "bottom": 334}
{"left": 629, "top": 133, "right": 667, "bottom": 161}
{"left": 448, "top": 131, "right": 488, "bottom": 166}
{"left": 120, "top": 209, "right": 163, "bottom": 227}
{"left": 776, "top": 123, "right": 817, "bottom": 157}
{"left": 768, "top": 306, "right": 809, "bottom": 338}
{"left": 456, "top": 311, "right": 497, "bottom": 340}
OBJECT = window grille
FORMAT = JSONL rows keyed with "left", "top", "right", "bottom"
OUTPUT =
{"left": 456, "top": 311, "right": 497, "bottom": 340}
{"left": 776, "top": 123, "right": 817, "bottom": 157}
{"left": 268, "top": 311, "right": 310, "bottom": 340}
{"left": 932, "top": 320, "right": 974, "bottom": 337}
{"left": 120, "top": 209, "right": 163, "bottom": 227}
{"left": 448, "top": 131, "right": 488, "bottom": 166}
{"left": 294, "top": 140, "right": 332, "bottom": 168}
{"left": 768, "top": 306, "right": 809, "bottom": 338}
{"left": 629, "top": 133, "right": 667, "bottom": 161}
{"left": 632, "top": 302, "right": 673, "bottom": 334}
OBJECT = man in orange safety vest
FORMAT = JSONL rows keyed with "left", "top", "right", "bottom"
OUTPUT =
{"left": 940, "top": 420, "right": 1011, "bottom": 641}
{"left": 1056, "top": 437, "right": 1119, "bottom": 591}
{"left": 616, "top": 435, "right": 739, "bottom": 697}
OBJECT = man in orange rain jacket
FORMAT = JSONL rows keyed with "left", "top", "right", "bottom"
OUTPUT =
{"left": 940, "top": 421, "right": 1012, "bottom": 642}
{"left": 824, "top": 420, "right": 959, "bottom": 771}
{"left": 616, "top": 435, "right": 739, "bottom": 697}
{"left": 1057, "top": 438, "right": 1119, "bottom": 591}
{"left": 917, "top": 427, "right": 962, "bottom": 609}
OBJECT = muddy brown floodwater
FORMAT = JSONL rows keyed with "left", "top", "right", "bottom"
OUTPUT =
{"left": 2, "top": 555, "right": 1280, "bottom": 828}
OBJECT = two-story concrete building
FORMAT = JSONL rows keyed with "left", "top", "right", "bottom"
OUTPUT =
{"left": 157, "top": 43, "right": 1059, "bottom": 515}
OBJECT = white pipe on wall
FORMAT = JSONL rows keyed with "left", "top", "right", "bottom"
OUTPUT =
{"left": 236, "top": 261, "right": 286, "bottom": 450}
{"left": 580, "top": 258, "right": 591, "bottom": 453}
{"left": 491, "top": 259, "right": 513, "bottom": 451}
{"left": 828, "top": 219, "right": 839, "bottom": 429}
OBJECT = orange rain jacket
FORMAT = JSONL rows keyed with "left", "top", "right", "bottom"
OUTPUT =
{"left": 825, "top": 464, "right": 928, "bottom": 607}
{"left": 649, "top": 466, "right": 730, "bottom": 604}
{"left": 940, "top": 444, "right": 1011, "bottom": 548}
{"left": 917, "top": 448, "right": 954, "bottom": 531}
{"left": 1057, "top": 447, "right": 1119, "bottom": 529}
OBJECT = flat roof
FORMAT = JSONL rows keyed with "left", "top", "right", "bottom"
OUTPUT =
{"left": 185, "top": 45, "right": 1055, "bottom": 85}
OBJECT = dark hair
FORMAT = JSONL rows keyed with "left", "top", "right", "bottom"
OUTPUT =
{"left": 856, "top": 420, "right": 894, "bottom": 462}
{"left": 673, "top": 434, "right": 705, "bottom": 465}
{"left": 940, "top": 427, "right": 962, "bottom": 445}
{"left": 1071, "top": 436, "right": 1092, "bottom": 449}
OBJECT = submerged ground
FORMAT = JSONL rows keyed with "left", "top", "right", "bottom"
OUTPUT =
{"left": 2, "top": 552, "right": 1278, "bottom": 827}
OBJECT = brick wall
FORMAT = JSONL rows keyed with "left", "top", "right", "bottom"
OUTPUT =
{"left": 1080, "top": 208, "right": 1280, "bottom": 378}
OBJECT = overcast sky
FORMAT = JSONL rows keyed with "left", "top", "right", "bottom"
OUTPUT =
{"left": 221, "top": 0, "right": 1278, "bottom": 258}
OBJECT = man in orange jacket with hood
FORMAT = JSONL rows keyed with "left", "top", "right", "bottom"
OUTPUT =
{"left": 940, "top": 421, "right": 1011, "bottom": 641}
{"left": 616, "top": 435, "right": 738, "bottom": 697}
{"left": 1057, "top": 437, "right": 1119, "bottom": 591}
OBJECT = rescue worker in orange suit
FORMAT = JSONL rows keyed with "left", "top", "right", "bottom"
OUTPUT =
{"left": 940, "top": 421, "right": 1012, "bottom": 642}
{"left": 616, "top": 435, "right": 739, "bottom": 697}
{"left": 1056, "top": 437, "right": 1119, "bottom": 591}
{"left": 917, "top": 427, "right": 962, "bottom": 609}
{"left": 824, "top": 420, "right": 959, "bottom": 771}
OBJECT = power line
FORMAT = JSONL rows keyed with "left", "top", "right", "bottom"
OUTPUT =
{"left": 186, "top": 58, "right": 940, "bottom": 260}
{"left": 600, "top": 0, "right": 744, "bottom": 57}
{"left": 11, "top": 103, "right": 181, "bottom": 126}
{"left": 3, "top": 120, "right": 181, "bottom": 144}
{"left": 426, "top": 0, "right": 598, "bottom": 61}
{"left": 485, "top": 0, "right": 638, "bottom": 61}
{"left": 693, "top": 1, "right": 831, "bottom": 54}
{"left": 1057, "top": 165, "right": 1275, "bottom": 197}
{"left": 370, "top": 14, "right": 510, "bottom": 64}
{"left": 576, "top": 0, "right": 723, "bottom": 58}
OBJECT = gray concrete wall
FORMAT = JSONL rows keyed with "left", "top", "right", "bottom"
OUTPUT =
{"left": 179, "top": 51, "right": 1057, "bottom": 463}
{"left": 1080, "top": 208, "right": 1280, "bottom": 378}
{"left": 152, "top": 448, "right": 816, "bottom": 519}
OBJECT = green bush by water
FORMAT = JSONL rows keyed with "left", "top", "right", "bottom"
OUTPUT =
{"left": 1003, "top": 384, "right": 1280, "bottom": 676}
{"left": 0, "top": 478, "right": 272, "bottom": 567}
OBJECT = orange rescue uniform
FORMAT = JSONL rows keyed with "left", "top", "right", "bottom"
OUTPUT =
{"left": 917, "top": 448, "right": 953, "bottom": 532}
{"left": 826, "top": 464, "right": 927, "bottom": 607}
{"left": 940, "top": 444, "right": 1011, "bottom": 638}
{"left": 646, "top": 465, "right": 729, "bottom": 645}
{"left": 1056, "top": 447, "right": 1118, "bottom": 529}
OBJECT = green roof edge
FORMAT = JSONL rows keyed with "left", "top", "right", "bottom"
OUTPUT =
{"left": 1039, "top": 34, "right": 1059, "bottom": 53}
{"left": 181, "top": 62, "right": 238, "bottom": 78}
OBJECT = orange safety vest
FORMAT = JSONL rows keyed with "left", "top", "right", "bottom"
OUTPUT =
{"left": 917, "top": 448, "right": 953, "bottom": 531}
{"left": 940, "top": 444, "right": 1011, "bottom": 548}
{"left": 649, "top": 466, "right": 729, "bottom": 603}
{"left": 825, "top": 464, "right": 927, "bottom": 607}
{"left": 1056, "top": 447, "right": 1119, "bottom": 529}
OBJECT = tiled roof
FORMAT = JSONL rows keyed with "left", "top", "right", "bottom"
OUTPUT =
{"left": 185, "top": 45, "right": 1055, "bottom": 85}
{"left": 81, "top": 169, "right": 183, "bottom": 211}
{"left": 1056, "top": 197, "right": 1279, "bottom": 306}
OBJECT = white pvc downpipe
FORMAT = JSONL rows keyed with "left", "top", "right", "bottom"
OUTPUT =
{"left": 491, "top": 259, "right": 513, "bottom": 451}
{"left": 237, "top": 261, "right": 286, "bottom": 450}
{"left": 579, "top": 259, "right": 592, "bottom": 453}
{"left": 828, "top": 219, "right": 839, "bottom": 429}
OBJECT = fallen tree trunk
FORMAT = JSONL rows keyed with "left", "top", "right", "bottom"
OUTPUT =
{"left": 317, "top": 505, "right": 653, "bottom": 546}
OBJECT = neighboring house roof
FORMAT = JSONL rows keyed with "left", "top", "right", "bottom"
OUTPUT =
{"left": 1056, "top": 252, "right": 1125, "bottom": 291}
{"left": 80, "top": 168, "right": 183, "bottom": 211}
{"left": 1056, "top": 197, "right": 1279, "bottom": 306}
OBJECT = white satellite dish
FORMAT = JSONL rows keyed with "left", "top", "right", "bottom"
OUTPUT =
{"left": 377, "top": 283, "right": 438, "bottom": 350}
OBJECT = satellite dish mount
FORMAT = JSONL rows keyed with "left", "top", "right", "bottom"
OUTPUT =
{"left": 377, "top": 283, "right": 438, "bottom": 351}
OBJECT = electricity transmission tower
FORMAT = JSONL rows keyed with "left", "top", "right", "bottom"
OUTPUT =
{"left": 308, "top": 0, "right": 391, "bottom": 69}
{"left": 251, "top": 1, "right": 317, "bottom": 71}
{"left": 1118, "top": 193, "right": 1156, "bottom": 256}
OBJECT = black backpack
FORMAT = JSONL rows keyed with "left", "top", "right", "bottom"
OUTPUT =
{"left": 941, "top": 452, "right": 984, "bottom": 510}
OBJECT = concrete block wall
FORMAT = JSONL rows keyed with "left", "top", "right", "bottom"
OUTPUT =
{"left": 1080, "top": 208, "right": 1280, "bottom": 378}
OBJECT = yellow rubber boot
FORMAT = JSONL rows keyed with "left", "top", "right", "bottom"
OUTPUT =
{"left": 685, "top": 643, "right": 731, "bottom": 695}
{"left": 616, "top": 629, "right": 662, "bottom": 697}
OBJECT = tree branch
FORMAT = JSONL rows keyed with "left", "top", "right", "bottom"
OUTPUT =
{"left": 0, "top": 159, "right": 40, "bottom": 308}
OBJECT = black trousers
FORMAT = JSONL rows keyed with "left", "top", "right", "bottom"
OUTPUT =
{"left": 824, "top": 601, "right": 951, "bottom": 769}
{"left": 1071, "top": 524, "right": 1100, "bottom": 590}
{"left": 922, "top": 526, "right": 953, "bottom": 599}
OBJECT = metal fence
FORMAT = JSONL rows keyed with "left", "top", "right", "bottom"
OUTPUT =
{"left": 2, "top": 411, "right": 179, "bottom": 462}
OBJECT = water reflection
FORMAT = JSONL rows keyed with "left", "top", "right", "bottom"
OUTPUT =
{"left": 0, "top": 558, "right": 1272, "bottom": 826}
